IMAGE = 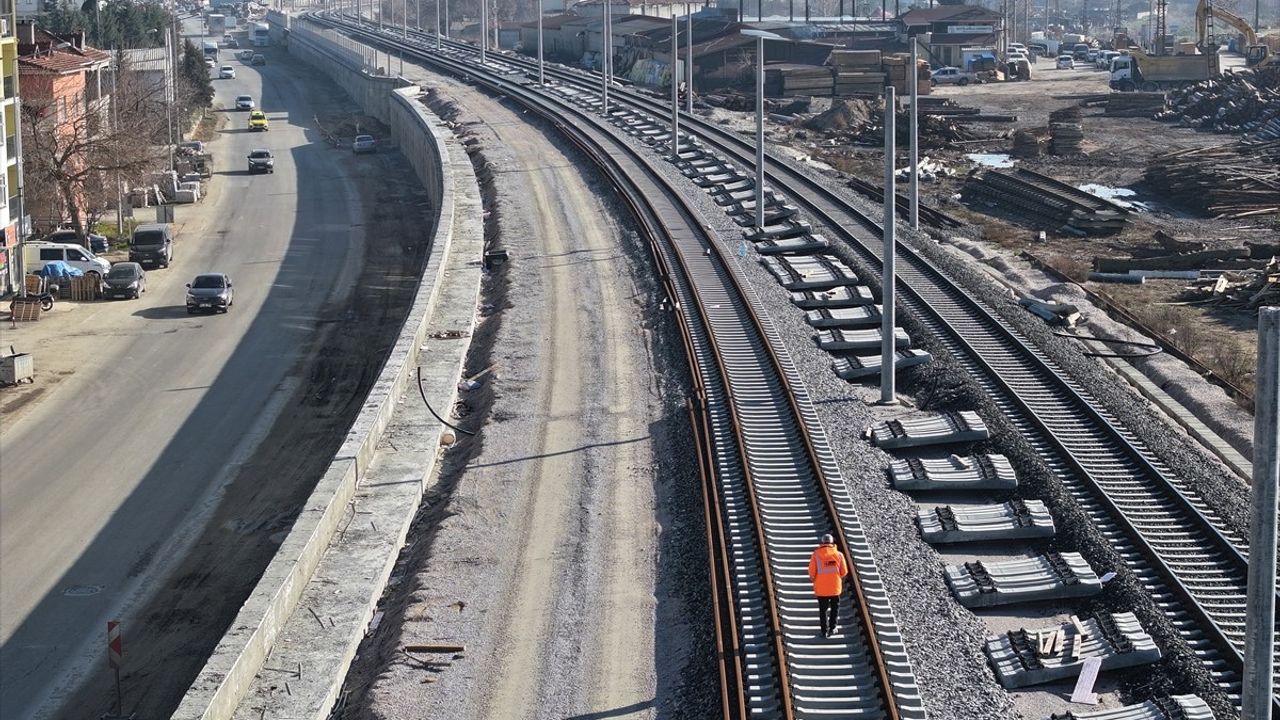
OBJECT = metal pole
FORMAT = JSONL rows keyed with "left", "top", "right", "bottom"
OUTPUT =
{"left": 880, "top": 86, "right": 897, "bottom": 404}
{"left": 909, "top": 41, "right": 919, "bottom": 230}
{"left": 480, "top": 0, "right": 486, "bottom": 64}
{"left": 436, "top": 0, "right": 441, "bottom": 49}
{"left": 444, "top": 0, "right": 449, "bottom": 38}
{"left": 602, "top": 2, "right": 610, "bottom": 116}
{"left": 686, "top": 9, "right": 693, "bottom": 112}
{"left": 1243, "top": 306, "right": 1279, "bottom": 720}
{"left": 416, "top": 0, "right": 420, "bottom": 29}
{"left": 403, "top": 0, "right": 408, "bottom": 39}
{"left": 671, "top": 14, "right": 679, "bottom": 161}
{"left": 755, "top": 35, "right": 765, "bottom": 231}
{"left": 538, "top": 0, "right": 544, "bottom": 84}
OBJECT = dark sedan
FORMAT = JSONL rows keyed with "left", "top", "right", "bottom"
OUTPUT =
{"left": 186, "top": 273, "right": 234, "bottom": 314}
{"left": 103, "top": 262, "right": 147, "bottom": 300}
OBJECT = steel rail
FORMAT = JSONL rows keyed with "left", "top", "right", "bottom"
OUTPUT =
{"left": 378, "top": 27, "right": 1280, "bottom": 709}
{"left": 305, "top": 16, "right": 921, "bottom": 717}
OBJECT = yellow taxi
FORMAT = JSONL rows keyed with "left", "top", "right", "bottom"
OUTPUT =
{"left": 248, "top": 110, "right": 268, "bottom": 132}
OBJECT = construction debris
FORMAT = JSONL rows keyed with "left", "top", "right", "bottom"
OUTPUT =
{"left": 1048, "top": 106, "right": 1084, "bottom": 155}
{"left": 1011, "top": 128, "right": 1045, "bottom": 158}
{"left": 1177, "top": 259, "right": 1280, "bottom": 309}
{"left": 1143, "top": 141, "right": 1280, "bottom": 218}
{"left": 1157, "top": 67, "right": 1280, "bottom": 140}
{"left": 802, "top": 97, "right": 989, "bottom": 148}
{"left": 963, "top": 168, "right": 1130, "bottom": 235}
{"left": 1103, "top": 92, "right": 1167, "bottom": 118}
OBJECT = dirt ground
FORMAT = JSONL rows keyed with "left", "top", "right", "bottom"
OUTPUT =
{"left": 742, "top": 59, "right": 1274, "bottom": 403}
{"left": 57, "top": 108, "right": 431, "bottom": 718}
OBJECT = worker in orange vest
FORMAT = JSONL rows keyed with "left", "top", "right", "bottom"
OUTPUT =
{"left": 808, "top": 534, "right": 849, "bottom": 637}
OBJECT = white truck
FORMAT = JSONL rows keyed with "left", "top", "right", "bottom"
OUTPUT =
{"left": 207, "top": 13, "right": 225, "bottom": 38}
{"left": 252, "top": 22, "right": 270, "bottom": 47}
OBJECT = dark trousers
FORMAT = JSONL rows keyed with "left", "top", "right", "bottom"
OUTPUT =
{"left": 818, "top": 595, "right": 839, "bottom": 634}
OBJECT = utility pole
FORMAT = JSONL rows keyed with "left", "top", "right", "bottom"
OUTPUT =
{"left": 908, "top": 41, "right": 918, "bottom": 231}
{"left": 436, "top": 0, "right": 441, "bottom": 49}
{"left": 880, "top": 86, "right": 896, "bottom": 405}
{"left": 686, "top": 9, "right": 693, "bottom": 113}
{"left": 671, "top": 14, "right": 679, "bottom": 161}
{"left": 480, "top": 0, "right": 486, "bottom": 64}
{"left": 602, "top": 0, "right": 610, "bottom": 116}
{"left": 1243, "top": 306, "right": 1279, "bottom": 720}
{"left": 754, "top": 33, "right": 764, "bottom": 230}
{"left": 538, "top": 0, "right": 544, "bottom": 84}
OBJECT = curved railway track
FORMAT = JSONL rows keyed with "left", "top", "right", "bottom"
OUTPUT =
{"left": 308, "top": 15, "right": 1277, "bottom": 713}
{"left": 298, "top": 16, "right": 927, "bottom": 719}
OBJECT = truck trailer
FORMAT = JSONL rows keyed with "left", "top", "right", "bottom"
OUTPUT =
{"left": 252, "top": 22, "right": 270, "bottom": 47}
{"left": 207, "top": 13, "right": 225, "bottom": 38}
{"left": 1109, "top": 48, "right": 1219, "bottom": 91}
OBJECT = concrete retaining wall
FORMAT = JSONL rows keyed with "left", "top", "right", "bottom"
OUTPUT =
{"left": 172, "top": 25, "right": 473, "bottom": 720}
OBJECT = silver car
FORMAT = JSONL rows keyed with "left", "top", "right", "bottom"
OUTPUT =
{"left": 352, "top": 134, "right": 376, "bottom": 154}
{"left": 186, "top": 273, "right": 234, "bottom": 314}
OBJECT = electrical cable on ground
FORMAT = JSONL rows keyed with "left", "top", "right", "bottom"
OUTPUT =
{"left": 1054, "top": 331, "right": 1164, "bottom": 359}
{"left": 417, "top": 366, "right": 477, "bottom": 436}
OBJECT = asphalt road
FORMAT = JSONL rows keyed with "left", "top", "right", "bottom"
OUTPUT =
{"left": 0, "top": 21, "right": 363, "bottom": 718}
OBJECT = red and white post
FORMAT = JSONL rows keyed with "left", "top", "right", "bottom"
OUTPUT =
{"left": 107, "top": 620, "right": 123, "bottom": 714}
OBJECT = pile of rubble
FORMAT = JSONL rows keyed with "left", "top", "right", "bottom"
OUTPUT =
{"left": 1156, "top": 67, "right": 1280, "bottom": 140}
{"left": 1011, "top": 128, "right": 1046, "bottom": 157}
{"left": 1048, "top": 106, "right": 1084, "bottom": 154}
{"left": 802, "top": 98, "right": 989, "bottom": 147}
{"left": 1144, "top": 140, "right": 1280, "bottom": 218}
{"left": 1177, "top": 259, "right": 1280, "bottom": 309}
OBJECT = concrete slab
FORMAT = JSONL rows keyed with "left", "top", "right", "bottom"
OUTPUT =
{"left": 832, "top": 349, "right": 933, "bottom": 381}
{"left": 791, "top": 285, "right": 876, "bottom": 309}
{"left": 944, "top": 552, "right": 1103, "bottom": 608}
{"left": 816, "top": 327, "right": 912, "bottom": 353}
{"left": 916, "top": 500, "right": 1056, "bottom": 544}
{"left": 1033, "top": 695, "right": 1214, "bottom": 720}
{"left": 806, "top": 305, "right": 883, "bottom": 329}
{"left": 889, "top": 454, "right": 1018, "bottom": 491}
{"left": 985, "top": 612, "right": 1161, "bottom": 689}
{"left": 755, "top": 235, "right": 829, "bottom": 255}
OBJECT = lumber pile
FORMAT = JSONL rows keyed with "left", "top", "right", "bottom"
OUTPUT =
{"left": 1104, "top": 92, "right": 1166, "bottom": 118}
{"left": 962, "top": 167, "right": 1130, "bottom": 235}
{"left": 1048, "top": 106, "right": 1084, "bottom": 154}
{"left": 828, "top": 50, "right": 889, "bottom": 96}
{"left": 765, "top": 64, "right": 834, "bottom": 97}
{"left": 882, "top": 53, "right": 931, "bottom": 96}
{"left": 1177, "top": 260, "right": 1280, "bottom": 309}
{"left": 1012, "top": 128, "right": 1046, "bottom": 157}
{"left": 1143, "top": 141, "right": 1280, "bottom": 218}
{"left": 803, "top": 97, "right": 990, "bottom": 147}
{"left": 1157, "top": 67, "right": 1280, "bottom": 140}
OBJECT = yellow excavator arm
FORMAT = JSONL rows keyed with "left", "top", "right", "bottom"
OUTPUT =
{"left": 1195, "top": 0, "right": 1258, "bottom": 47}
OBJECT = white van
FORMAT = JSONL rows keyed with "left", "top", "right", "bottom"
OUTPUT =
{"left": 23, "top": 241, "right": 111, "bottom": 279}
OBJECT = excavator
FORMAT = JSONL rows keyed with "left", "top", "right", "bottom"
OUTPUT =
{"left": 1195, "top": 0, "right": 1277, "bottom": 67}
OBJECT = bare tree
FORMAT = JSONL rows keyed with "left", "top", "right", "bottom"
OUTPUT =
{"left": 21, "top": 57, "right": 171, "bottom": 238}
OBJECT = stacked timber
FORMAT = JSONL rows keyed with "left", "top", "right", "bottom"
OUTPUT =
{"left": 829, "top": 50, "right": 888, "bottom": 96}
{"left": 1157, "top": 67, "right": 1280, "bottom": 139}
{"left": 1012, "top": 129, "right": 1045, "bottom": 157}
{"left": 962, "top": 167, "right": 1130, "bottom": 235}
{"left": 1143, "top": 141, "right": 1280, "bottom": 218}
{"left": 1104, "top": 92, "right": 1166, "bottom": 118}
{"left": 765, "top": 64, "right": 834, "bottom": 97}
{"left": 1048, "top": 106, "right": 1084, "bottom": 154}
{"left": 882, "top": 53, "right": 931, "bottom": 96}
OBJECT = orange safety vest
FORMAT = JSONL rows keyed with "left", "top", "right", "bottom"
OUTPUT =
{"left": 808, "top": 543, "right": 848, "bottom": 598}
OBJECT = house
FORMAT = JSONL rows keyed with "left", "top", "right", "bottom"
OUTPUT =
{"left": 1, "top": 0, "right": 25, "bottom": 295}
{"left": 572, "top": 0, "right": 704, "bottom": 20}
{"left": 897, "top": 4, "right": 1003, "bottom": 67}
{"left": 17, "top": 24, "right": 111, "bottom": 231}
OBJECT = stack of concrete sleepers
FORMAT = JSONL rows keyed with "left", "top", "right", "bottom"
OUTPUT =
{"left": 832, "top": 349, "right": 932, "bottom": 380}
{"left": 944, "top": 552, "right": 1103, "bottom": 608}
{"left": 869, "top": 410, "right": 989, "bottom": 449}
{"left": 916, "top": 499, "right": 1056, "bottom": 543}
{"left": 889, "top": 454, "right": 1018, "bottom": 491}
{"left": 1035, "top": 695, "right": 1214, "bottom": 720}
{"left": 985, "top": 612, "right": 1161, "bottom": 688}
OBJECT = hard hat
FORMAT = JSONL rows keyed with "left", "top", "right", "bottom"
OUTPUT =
{"left": 821, "top": 534, "right": 834, "bottom": 544}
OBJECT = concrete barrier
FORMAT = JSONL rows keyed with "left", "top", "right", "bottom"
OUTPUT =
{"left": 172, "top": 27, "right": 479, "bottom": 720}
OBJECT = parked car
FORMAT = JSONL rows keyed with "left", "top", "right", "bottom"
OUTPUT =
{"left": 1096, "top": 50, "right": 1121, "bottom": 69}
{"left": 1086, "top": 48, "right": 1100, "bottom": 63}
{"left": 352, "top": 134, "right": 376, "bottom": 153}
{"left": 1056, "top": 55, "right": 1076, "bottom": 69}
{"left": 186, "top": 273, "right": 234, "bottom": 314}
{"left": 930, "top": 66, "right": 977, "bottom": 86}
{"left": 45, "top": 228, "right": 108, "bottom": 254}
{"left": 248, "top": 110, "right": 268, "bottom": 131}
{"left": 128, "top": 223, "right": 174, "bottom": 268}
{"left": 251, "top": 53, "right": 266, "bottom": 66}
{"left": 103, "top": 262, "right": 147, "bottom": 300}
{"left": 23, "top": 242, "right": 111, "bottom": 280}
{"left": 1006, "top": 50, "right": 1030, "bottom": 64}
{"left": 247, "top": 148, "right": 274, "bottom": 173}
{"left": 219, "top": 65, "right": 236, "bottom": 79}
{"left": 235, "top": 94, "right": 255, "bottom": 110}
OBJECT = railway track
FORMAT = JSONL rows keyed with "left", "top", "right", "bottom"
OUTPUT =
{"left": 298, "top": 16, "right": 926, "bottom": 719}
{"left": 309, "top": 15, "right": 1278, "bottom": 713}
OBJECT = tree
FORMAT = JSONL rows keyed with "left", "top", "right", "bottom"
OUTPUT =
{"left": 41, "top": 0, "right": 173, "bottom": 51}
{"left": 21, "top": 57, "right": 170, "bottom": 237}
{"left": 178, "top": 39, "right": 213, "bottom": 114}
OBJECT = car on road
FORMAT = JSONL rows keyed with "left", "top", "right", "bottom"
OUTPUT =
{"left": 219, "top": 65, "right": 236, "bottom": 79}
{"left": 1056, "top": 55, "right": 1076, "bottom": 69}
{"left": 103, "top": 262, "right": 147, "bottom": 300}
{"left": 247, "top": 148, "right": 274, "bottom": 173}
{"left": 352, "top": 134, "right": 376, "bottom": 153}
{"left": 186, "top": 273, "right": 234, "bottom": 314}
{"left": 251, "top": 53, "right": 266, "bottom": 66}
{"left": 1006, "top": 50, "right": 1030, "bottom": 64}
{"left": 128, "top": 223, "right": 174, "bottom": 268}
{"left": 235, "top": 94, "right": 255, "bottom": 110}
{"left": 930, "top": 66, "right": 977, "bottom": 86}
{"left": 204, "top": 56, "right": 215, "bottom": 69}
{"left": 249, "top": 110, "right": 269, "bottom": 131}
{"left": 1085, "top": 48, "right": 1100, "bottom": 63}
{"left": 238, "top": 48, "right": 254, "bottom": 61}
{"left": 1096, "top": 50, "right": 1120, "bottom": 69}
{"left": 223, "top": 34, "right": 238, "bottom": 48}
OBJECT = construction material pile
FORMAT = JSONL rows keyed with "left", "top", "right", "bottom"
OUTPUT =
{"left": 1012, "top": 128, "right": 1046, "bottom": 157}
{"left": 1104, "top": 92, "right": 1167, "bottom": 118}
{"left": 882, "top": 53, "right": 931, "bottom": 96}
{"left": 1048, "top": 106, "right": 1084, "bottom": 154}
{"left": 766, "top": 64, "right": 836, "bottom": 97}
{"left": 1177, "top": 260, "right": 1280, "bottom": 309}
{"left": 803, "top": 98, "right": 988, "bottom": 147}
{"left": 1143, "top": 141, "right": 1280, "bottom": 218}
{"left": 828, "top": 50, "right": 887, "bottom": 96}
{"left": 962, "top": 167, "right": 1130, "bottom": 235}
{"left": 1156, "top": 67, "right": 1280, "bottom": 140}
